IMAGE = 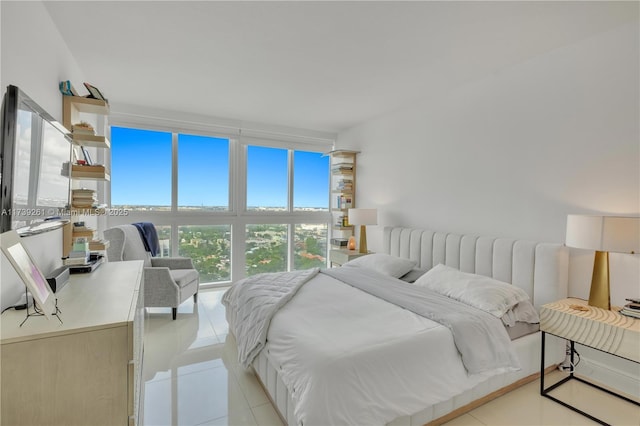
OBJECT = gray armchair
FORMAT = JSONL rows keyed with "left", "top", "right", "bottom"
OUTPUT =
{"left": 104, "top": 224, "right": 199, "bottom": 320}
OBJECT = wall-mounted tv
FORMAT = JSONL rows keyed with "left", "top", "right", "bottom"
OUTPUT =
{"left": 0, "top": 85, "right": 71, "bottom": 233}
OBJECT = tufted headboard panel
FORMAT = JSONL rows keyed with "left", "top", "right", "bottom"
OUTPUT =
{"left": 382, "top": 227, "right": 569, "bottom": 309}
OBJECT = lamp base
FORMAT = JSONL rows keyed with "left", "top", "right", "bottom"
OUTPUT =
{"left": 588, "top": 251, "right": 610, "bottom": 310}
{"left": 358, "top": 225, "right": 368, "bottom": 254}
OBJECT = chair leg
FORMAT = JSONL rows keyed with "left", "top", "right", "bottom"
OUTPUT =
{"left": 194, "top": 292, "right": 198, "bottom": 303}
{"left": 172, "top": 308, "right": 177, "bottom": 320}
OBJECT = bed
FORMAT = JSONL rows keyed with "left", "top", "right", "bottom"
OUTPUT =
{"left": 223, "top": 226, "right": 569, "bottom": 425}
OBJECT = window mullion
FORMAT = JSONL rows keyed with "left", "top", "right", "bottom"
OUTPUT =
{"left": 171, "top": 132, "right": 178, "bottom": 213}
{"left": 171, "top": 132, "right": 179, "bottom": 256}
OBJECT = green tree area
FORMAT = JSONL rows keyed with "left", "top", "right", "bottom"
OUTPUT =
{"left": 159, "top": 224, "right": 327, "bottom": 282}
{"left": 178, "top": 225, "right": 231, "bottom": 282}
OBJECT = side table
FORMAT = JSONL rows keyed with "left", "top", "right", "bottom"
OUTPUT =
{"left": 539, "top": 298, "right": 640, "bottom": 425}
{"left": 329, "top": 249, "right": 370, "bottom": 267}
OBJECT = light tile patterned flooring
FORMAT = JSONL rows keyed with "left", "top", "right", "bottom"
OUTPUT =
{"left": 142, "top": 289, "right": 639, "bottom": 426}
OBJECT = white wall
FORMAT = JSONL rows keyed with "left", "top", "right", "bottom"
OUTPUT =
{"left": 337, "top": 20, "right": 640, "bottom": 394}
{"left": 1, "top": 1, "right": 85, "bottom": 310}
{"left": 1, "top": 1, "right": 84, "bottom": 121}
{"left": 338, "top": 21, "right": 639, "bottom": 305}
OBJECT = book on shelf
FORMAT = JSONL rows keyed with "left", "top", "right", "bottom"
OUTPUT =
{"left": 72, "top": 191, "right": 97, "bottom": 200}
{"left": 72, "top": 230, "right": 95, "bottom": 238}
{"left": 336, "top": 179, "right": 353, "bottom": 191}
{"left": 335, "top": 215, "right": 350, "bottom": 227}
{"left": 336, "top": 195, "right": 353, "bottom": 209}
{"left": 89, "top": 239, "right": 109, "bottom": 251}
{"left": 73, "top": 223, "right": 94, "bottom": 231}
{"left": 72, "top": 196, "right": 98, "bottom": 203}
{"left": 71, "top": 164, "right": 105, "bottom": 172}
{"left": 72, "top": 188, "right": 95, "bottom": 194}
{"left": 59, "top": 80, "right": 79, "bottom": 97}
{"left": 71, "top": 164, "right": 109, "bottom": 179}
{"left": 65, "top": 246, "right": 90, "bottom": 265}
{"left": 63, "top": 256, "right": 90, "bottom": 266}
{"left": 332, "top": 168, "right": 353, "bottom": 174}
{"left": 72, "top": 195, "right": 97, "bottom": 201}
{"left": 331, "top": 238, "right": 349, "bottom": 247}
{"left": 72, "top": 223, "right": 96, "bottom": 238}
{"left": 71, "top": 192, "right": 98, "bottom": 208}
{"left": 68, "top": 249, "right": 88, "bottom": 258}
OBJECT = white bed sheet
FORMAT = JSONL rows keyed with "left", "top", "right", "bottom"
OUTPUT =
{"left": 265, "top": 273, "right": 512, "bottom": 426}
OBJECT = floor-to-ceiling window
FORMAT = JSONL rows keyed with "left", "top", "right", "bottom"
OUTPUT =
{"left": 109, "top": 125, "right": 331, "bottom": 286}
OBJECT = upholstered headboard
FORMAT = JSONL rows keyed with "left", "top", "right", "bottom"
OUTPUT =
{"left": 382, "top": 227, "right": 569, "bottom": 309}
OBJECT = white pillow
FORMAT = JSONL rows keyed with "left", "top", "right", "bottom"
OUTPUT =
{"left": 414, "top": 263, "right": 531, "bottom": 318}
{"left": 343, "top": 253, "right": 416, "bottom": 278}
{"left": 502, "top": 301, "right": 540, "bottom": 326}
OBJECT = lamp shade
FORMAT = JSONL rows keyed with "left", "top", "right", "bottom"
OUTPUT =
{"left": 348, "top": 208, "right": 377, "bottom": 226}
{"left": 566, "top": 215, "right": 640, "bottom": 254}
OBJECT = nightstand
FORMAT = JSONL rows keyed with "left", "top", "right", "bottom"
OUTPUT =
{"left": 539, "top": 298, "right": 640, "bottom": 425}
{"left": 329, "top": 249, "right": 370, "bottom": 267}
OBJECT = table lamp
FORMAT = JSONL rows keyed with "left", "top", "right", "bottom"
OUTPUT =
{"left": 565, "top": 215, "right": 640, "bottom": 310}
{"left": 348, "top": 208, "right": 377, "bottom": 254}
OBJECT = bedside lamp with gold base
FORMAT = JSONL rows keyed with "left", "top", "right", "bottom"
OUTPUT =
{"left": 565, "top": 215, "right": 640, "bottom": 310}
{"left": 348, "top": 208, "right": 378, "bottom": 254}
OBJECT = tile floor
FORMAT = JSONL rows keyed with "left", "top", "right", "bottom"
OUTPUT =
{"left": 142, "top": 289, "right": 639, "bottom": 426}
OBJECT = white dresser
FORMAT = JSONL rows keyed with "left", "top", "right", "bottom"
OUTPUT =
{"left": 1, "top": 260, "right": 144, "bottom": 426}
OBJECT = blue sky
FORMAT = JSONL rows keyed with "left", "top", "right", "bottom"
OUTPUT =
{"left": 111, "top": 127, "right": 329, "bottom": 208}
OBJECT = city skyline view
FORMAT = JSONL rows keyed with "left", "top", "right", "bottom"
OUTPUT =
{"left": 111, "top": 127, "right": 330, "bottom": 210}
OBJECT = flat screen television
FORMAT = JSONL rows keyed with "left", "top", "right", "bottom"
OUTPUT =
{"left": 0, "top": 85, "right": 71, "bottom": 233}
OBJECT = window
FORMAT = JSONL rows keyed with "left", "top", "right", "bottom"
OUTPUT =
{"left": 111, "top": 127, "right": 172, "bottom": 211}
{"left": 294, "top": 224, "right": 328, "bottom": 270}
{"left": 246, "top": 146, "right": 288, "bottom": 211}
{"left": 178, "top": 134, "right": 229, "bottom": 211}
{"left": 294, "top": 151, "right": 329, "bottom": 212}
{"left": 179, "top": 225, "right": 231, "bottom": 282}
{"left": 155, "top": 225, "right": 171, "bottom": 257}
{"left": 110, "top": 125, "right": 332, "bottom": 286}
{"left": 245, "top": 224, "right": 287, "bottom": 275}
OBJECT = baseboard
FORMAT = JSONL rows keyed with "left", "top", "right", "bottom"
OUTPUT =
{"left": 574, "top": 349, "right": 640, "bottom": 399}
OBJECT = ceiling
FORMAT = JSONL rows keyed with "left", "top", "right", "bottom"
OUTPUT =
{"left": 44, "top": 1, "right": 635, "bottom": 133}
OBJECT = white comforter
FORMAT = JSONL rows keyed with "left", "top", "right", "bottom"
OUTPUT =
{"left": 261, "top": 273, "right": 511, "bottom": 426}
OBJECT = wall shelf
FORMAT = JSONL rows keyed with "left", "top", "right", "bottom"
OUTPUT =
{"left": 62, "top": 94, "right": 111, "bottom": 257}
{"left": 71, "top": 134, "right": 110, "bottom": 148}
{"left": 62, "top": 96, "right": 109, "bottom": 130}
{"left": 328, "top": 150, "right": 358, "bottom": 253}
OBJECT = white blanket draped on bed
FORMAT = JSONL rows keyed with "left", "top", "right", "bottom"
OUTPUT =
{"left": 323, "top": 267, "right": 519, "bottom": 374}
{"left": 222, "top": 268, "right": 319, "bottom": 368}
{"left": 224, "top": 267, "right": 523, "bottom": 425}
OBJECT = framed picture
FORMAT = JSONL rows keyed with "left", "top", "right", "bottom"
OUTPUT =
{"left": 1, "top": 230, "right": 56, "bottom": 319}
{"left": 81, "top": 146, "right": 93, "bottom": 165}
{"left": 83, "top": 82, "right": 106, "bottom": 101}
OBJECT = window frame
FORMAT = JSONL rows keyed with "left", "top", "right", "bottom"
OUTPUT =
{"left": 107, "top": 119, "right": 333, "bottom": 287}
